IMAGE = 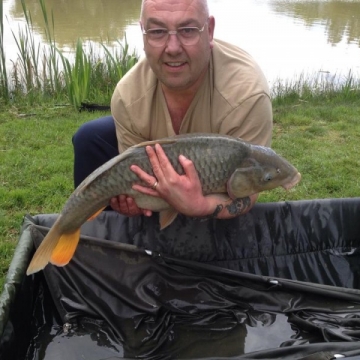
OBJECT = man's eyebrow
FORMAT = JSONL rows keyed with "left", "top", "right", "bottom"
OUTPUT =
{"left": 145, "top": 18, "right": 167, "bottom": 27}
{"left": 178, "top": 19, "right": 201, "bottom": 27}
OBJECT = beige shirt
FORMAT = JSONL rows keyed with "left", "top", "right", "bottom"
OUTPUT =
{"left": 111, "top": 39, "right": 273, "bottom": 153}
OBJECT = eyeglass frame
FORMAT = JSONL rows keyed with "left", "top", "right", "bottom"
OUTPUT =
{"left": 142, "top": 21, "right": 208, "bottom": 47}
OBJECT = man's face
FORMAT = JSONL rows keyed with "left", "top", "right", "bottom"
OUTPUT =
{"left": 141, "top": 0, "right": 215, "bottom": 92}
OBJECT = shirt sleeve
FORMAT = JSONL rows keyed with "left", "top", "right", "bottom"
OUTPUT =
{"left": 218, "top": 92, "right": 273, "bottom": 147}
{"left": 111, "top": 87, "right": 148, "bottom": 153}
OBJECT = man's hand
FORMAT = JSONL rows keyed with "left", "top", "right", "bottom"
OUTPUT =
{"left": 111, "top": 143, "right": 257, "bottom": 219}
{"left": 130, "top": 144, "right": 257, "bottom": 219}
{"left": 130, "top": 144, "right": 212, "bottom": 217}
{"left": 110, "top": 194, "right": 152, "bottom": 217}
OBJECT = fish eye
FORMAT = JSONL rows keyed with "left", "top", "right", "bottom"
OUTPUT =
{"left": 276, "top": 168, "right": 281, "bottom": 174}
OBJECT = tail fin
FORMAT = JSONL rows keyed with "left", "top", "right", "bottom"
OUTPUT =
{"left": 50, "top": 228, "right": 81, "bottom": 266}
{"left": 26, "top": 216, "right": 81, "bottom": 275}
{"left": 48, "top": 208, "right": 104, "bottom": 265}
{"left": 26, "top": 217, "right": 62, "bottom": 275}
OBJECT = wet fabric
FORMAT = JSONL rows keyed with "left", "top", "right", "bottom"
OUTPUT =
{"left": 1, "top": 198, "right": 360, "bottom": 359}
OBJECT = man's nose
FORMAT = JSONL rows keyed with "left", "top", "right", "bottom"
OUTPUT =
{"left": 165, "top": 33, "right": 183, "bottom": 53}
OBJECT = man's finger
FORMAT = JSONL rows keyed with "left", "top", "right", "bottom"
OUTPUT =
{"left": 178, "top": 155, "right": 198, "bottom": 180}
{"left": 145, "top": 146, "right": 162, "bottom": 176}
{"left": 154, "top": 143, "right": 171, "bottom": 167}
{"left": 126, "top": 197, "right": 139, "bottom": 215}
{"left": 130, "top": 164, "right": 159, "bottom": 190}
{"left": 142, "top": 209, "right": 153, "bottom": 217}
{"left": 132, "top": 183, "right": 159, "bottom": 196}
{"left": 109, "top": 196, "right": 121, "bottom": 212}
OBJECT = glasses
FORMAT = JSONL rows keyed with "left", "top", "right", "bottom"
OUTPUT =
{"left": 142, "top": 22, "right": 207, "bottom": 47}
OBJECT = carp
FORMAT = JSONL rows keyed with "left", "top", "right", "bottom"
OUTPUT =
{"left": 26, "top": 133, "right": 301, "bottom": 275}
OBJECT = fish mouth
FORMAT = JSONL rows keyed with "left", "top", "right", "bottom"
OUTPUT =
{"left": 282, "top": 172, "right": 302, "bottom": 190}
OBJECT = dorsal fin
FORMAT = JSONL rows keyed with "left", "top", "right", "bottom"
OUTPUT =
{"left": 132, "top": 138, "right": 177, "bottom": 148}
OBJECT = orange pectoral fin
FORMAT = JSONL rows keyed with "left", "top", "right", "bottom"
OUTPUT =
{"left": 87, "top": 207, "right": 106, "bottom": 221}
{"left": 159, "top": 208, "right": 178, "bottom": 230}
{"left": 50, "top": 228, "right": 81, "bottom": 266}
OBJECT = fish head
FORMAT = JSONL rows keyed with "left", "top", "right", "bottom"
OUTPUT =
{"left": 227, "top": 146, "right": 301, "bottom": 198}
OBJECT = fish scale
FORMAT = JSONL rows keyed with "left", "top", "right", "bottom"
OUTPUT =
{"left": 60, "top": 135, "right": 249, "bottom": 232}
{"left": 26, "top": 133, "right": 301, "bottom": 275}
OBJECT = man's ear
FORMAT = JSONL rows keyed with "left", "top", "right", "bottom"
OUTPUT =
{"left": 208, "top": 16, "right": 215, "bottom": 49}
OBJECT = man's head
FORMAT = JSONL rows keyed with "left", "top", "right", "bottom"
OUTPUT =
{"left": 140, "top": 0, "right": 215, "bottom": 93}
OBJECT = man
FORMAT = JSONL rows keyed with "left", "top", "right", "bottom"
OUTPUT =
{"left": 73, "top": 0, "right": 273, "bottom": 223}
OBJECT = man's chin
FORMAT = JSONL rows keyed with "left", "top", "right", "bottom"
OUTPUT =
{"left": 160, "top": 77, "right": 192, "bottom": 91}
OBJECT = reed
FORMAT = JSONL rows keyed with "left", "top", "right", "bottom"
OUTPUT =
{"left": 1, "top": 0, "right": 359, "bottom": 108}
{"left": 57, "top": 38, "right": 138, "bottom": 109}
{"left": 0, "top": 0, "right": 9, "bottom": 101}
{"left": 6, "top": 0, "right": 65, "bottom": 101}
{"left": 58, "top": 39, "right": 92, "bottom": 109}
{"left": 102, "top": 37, "right": 138, "bottom": 81}
{"left": 38, "top": 0, "right": 64, "bottom": 96}
{"left": 88, "top": 38, "right": 138, "bottom": 102}
{"left": 271, "top": 70, "right": 360, "bottom": 106}
{"left": 1, "top": 0, "right": 138, "bottom": 109}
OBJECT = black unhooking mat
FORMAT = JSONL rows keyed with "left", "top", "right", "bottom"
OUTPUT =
{"left": 1, "top": 198, "right": 360, "bottom": 359}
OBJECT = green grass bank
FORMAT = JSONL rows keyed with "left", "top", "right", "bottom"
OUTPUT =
{"left": 1, "top": 0, "right": 360, "bottom": 292}
{"left": 1, "top": 87, "right": 360, "bottom": 289}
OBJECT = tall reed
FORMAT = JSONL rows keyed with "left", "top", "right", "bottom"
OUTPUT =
{"left": 7, "top": 0, "right": 65, "bottom": 101}
{"left": 0, "top": 0, "right": 9, "bottom": 101}
{"left": 2, "top": 0, "right": 359, "bottom": 108}
{"left": 102, "top": 37, "right": 138, "bottom": 81}
{"left": 37, "top": 0, "right": 62, "bottom": 95}
{"left": 58, "top": 39, "right": 92, "bottom": 109}
{"left": 271, "top": 70, "right": 360, "bottom": 106}
{"left": 2, "top": 0, "right": 138, "bottom": 109}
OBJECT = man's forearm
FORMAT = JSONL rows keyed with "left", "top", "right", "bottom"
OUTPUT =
{"left": 207, "top": 193, "right": 258, "bottom": 219}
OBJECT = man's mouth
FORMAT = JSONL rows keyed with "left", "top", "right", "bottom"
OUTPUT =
{"left": 165, "top": 62, "right": 186, "bottom": 67}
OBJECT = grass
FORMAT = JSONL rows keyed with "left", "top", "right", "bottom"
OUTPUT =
{"left": 262, "top": 96, "right": 360, "bottom": 202}
{"left": 1, "top": 0, "right": 360, "bottom": 293}
{"left": 0, "top": 0, "right": 138, "bottom": 109}
{"left": 1, "top": 86, "right": 360, "bottom": 290}
{"left": 0, "top": 105, "right": 98, "bottom": 284}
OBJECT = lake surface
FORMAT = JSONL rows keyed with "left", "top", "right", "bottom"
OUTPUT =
{"left": 3, "top": 0, "right": 360, "bottom": 84}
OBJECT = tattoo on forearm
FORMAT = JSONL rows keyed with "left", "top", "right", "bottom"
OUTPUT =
{"left": 211, "top": 204, "right": 224, "bottom": 218}
{"left": 198, "top": 197, "right": 251, "bottom": 222}
{"left": 225, "top": 197, "right": 251, "bottom": 215}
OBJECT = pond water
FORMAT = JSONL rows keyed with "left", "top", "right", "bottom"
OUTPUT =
{"left": 3, "top": 0, "right": 360, "bottom": 84}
